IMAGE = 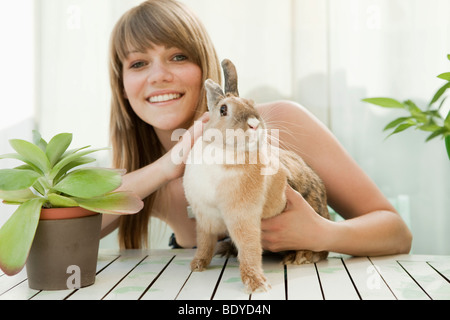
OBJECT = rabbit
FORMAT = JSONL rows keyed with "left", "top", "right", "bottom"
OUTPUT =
{"left": 183, "top": 59, "right": 330, "bottom": 293}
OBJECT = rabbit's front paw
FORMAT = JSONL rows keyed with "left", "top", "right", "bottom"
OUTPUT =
{"left": 241, "top": 271, "right": 271, "bottom": 293}
{"left": 190, "top": 258, "right": 210, "bottom": 272}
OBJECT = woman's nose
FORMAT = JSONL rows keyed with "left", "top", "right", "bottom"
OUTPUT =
{"left": 147, "top": 61, "right": 174, "bottom": 84}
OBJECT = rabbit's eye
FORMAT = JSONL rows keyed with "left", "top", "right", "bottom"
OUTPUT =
{"left": 220, "top": 105, "right": 228, "bottom": 116}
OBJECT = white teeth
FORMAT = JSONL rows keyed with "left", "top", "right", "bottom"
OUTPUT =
{"left": 149, "top": 93, "right": 181, "bottom": 103}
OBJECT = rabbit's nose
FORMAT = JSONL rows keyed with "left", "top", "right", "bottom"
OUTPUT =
{"left": 247, "top": 117, "right": 260, "bottom": 130}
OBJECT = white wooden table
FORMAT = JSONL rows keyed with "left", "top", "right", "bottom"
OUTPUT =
{"left": 1, "top": 249, "right": 449, "bottom": 300}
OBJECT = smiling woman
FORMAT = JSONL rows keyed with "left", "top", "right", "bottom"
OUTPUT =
{"left": 108, "top": 0, "right": 222, "bottom": 249}
{"left": 121, "top": 45, "right": 203, "bottom": 132}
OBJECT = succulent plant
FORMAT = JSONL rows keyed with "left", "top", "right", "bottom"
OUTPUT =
{"left": 0, "top": 131, "right": 143, "bottom": 275}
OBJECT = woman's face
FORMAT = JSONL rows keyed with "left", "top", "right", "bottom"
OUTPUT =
{"left": 122, "top": 44, "right": 202, "bottom": 132}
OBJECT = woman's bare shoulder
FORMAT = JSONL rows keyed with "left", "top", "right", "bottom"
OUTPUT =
{"left": 256, "top": 100, "right": 395, "bottom": 219}
{"left": 257, "top": 100, "right": 327, "bottom": 131}
{"left": 256, "top": 100, "right": 331, "bottom": 154}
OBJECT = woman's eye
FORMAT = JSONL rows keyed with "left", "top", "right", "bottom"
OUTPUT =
{"left": 172, "top": 54, "right": 188, "bottom": 62}
{"left": 130, "top": 61, "right": 146, "bottom": 69}
{"left": 220, "top": 105, "right": 228, "bottom": 116}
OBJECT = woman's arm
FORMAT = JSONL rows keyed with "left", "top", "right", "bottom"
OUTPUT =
{"left": 100, "top": 155, "right": 170, "bottom": 237}
{"left": 101, "top": 113, "right": 209, "bottom": 237}
{"left": 259, "top": 101, "right": 412, "bottom": 256}
{"left": 262, "top": 186, "right": 412, "bottom": 256}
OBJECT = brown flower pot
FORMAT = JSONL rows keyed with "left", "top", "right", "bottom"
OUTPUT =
{"left": 26, "top": 207, "right": 102, "bottom": 290}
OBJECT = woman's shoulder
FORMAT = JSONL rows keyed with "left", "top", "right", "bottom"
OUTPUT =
{"left": 256, "top": 99, "right": 305, "bottom": 113}
{"left": 257, "top": 100, "right": 316, "bottom": 124}
{"left": 256, "top": 100, "right": 326, "bottom": 135}
{"left": 254, "top": 99, "right": 336, "bottom": 172}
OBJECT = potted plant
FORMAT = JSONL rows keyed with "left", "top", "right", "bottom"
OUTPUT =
{"left": 363, "top": 54, "right": 450, "bottom": 160}
{"left": 0, "top": 131, "right": 143, "bottom": 290}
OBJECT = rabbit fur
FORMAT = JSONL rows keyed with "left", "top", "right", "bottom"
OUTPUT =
{"left": 183, "top": 59, "right": 329, "bottom": 293}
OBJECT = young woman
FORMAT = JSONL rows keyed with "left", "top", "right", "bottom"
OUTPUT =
{"left": 102, "top": 0, "right": 412, "bottom": 256}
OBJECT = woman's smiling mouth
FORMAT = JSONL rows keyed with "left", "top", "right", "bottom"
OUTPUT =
{"left": 148, "top": 92, "right": 183, "bottom": 103}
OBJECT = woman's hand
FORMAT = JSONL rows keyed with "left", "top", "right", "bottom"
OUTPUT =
{"left": 261, "top": 185, "right": 328, "bottom": 252}
{"left": 161, "top": 112, "right": 210, "bottom": 182}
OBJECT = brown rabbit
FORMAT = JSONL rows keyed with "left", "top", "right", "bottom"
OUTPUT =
{"left": 183, "top": 59, "right": 329, "bottom": 293}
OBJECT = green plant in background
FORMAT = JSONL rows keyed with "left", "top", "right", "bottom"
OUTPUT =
{"left": 0, "top": 131, "right": 143, "bottom": 275}
{"left": 363, "top": 54, "right": 450, "bottom": 160}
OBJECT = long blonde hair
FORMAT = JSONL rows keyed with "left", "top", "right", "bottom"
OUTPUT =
{"left": 109, "top": 0, "right": 221, "bottom": 248}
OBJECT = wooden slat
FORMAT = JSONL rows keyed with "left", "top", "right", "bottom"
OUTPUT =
{"left": 103, "top": 253, "right": 174, "bottom": 300}
{"left": 315, "top": 257, "right": 359, "bottom": 300}
{"left": 0, "top": 269, "right": 28, "bottom": 298}
{"left": 398, "top": 260, "right": 450, "bottom": 300}
{"left": 286, "top": 263, "right": 322, "bottom": 300}
{"left": 67, "top": 253, "right": 147, "bottom": 300}
{"left": 1, "top": 281, "right": 37, "bottom": 300}
{"left": 176, "top": 255, "right": 227, "bottom": 300}
{"left": 139, "top": 250, "right": 193, "bottom": 300}
{"left": 251, "top": 254, "right": 286, "bottom": 300}
{"left": 0, "top": 274, "right": 38, "bottom": 300}
{"left": 342, "top": 256, "right": 395, "bottom": 300}
{"left": 213, "top": 257, "right": 250, "bottom": 300}
{"left": 388, "top": 254, "right": 450, "bottom": 262}
{"left": 1, "top": 249, "right": 448, "bottom": 301}
{"left": 427, "top": 261, "right": 450, "bottom": 282}
{"left": 0, "top": 253, "right": 120, "bottom": 300}
{"left": 369, "top": 256, "right": 430, "bottom": 300}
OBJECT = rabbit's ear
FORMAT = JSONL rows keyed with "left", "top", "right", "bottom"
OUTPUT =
{"left": 221, "top": 59, "right": 239, "bottom": 97}
{"left": 205, "top": 79, "right": 224, "bottom": 111}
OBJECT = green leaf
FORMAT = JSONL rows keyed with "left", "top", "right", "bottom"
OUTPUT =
{"left": 45, "top": 133, "right": 73, "bottom": 167}
{"left": 53, "top": 156, "right": 96, "bottom": 184}
{"left": 403, "top": 100, "right": 425, "bottom": 121}
{"left": 445, "top": 110, "right": 450, "bottom": 129}
{"left": 0, "top": 169, "right": 41, "bottom": 191}
{"left": 9, "top": 139, "right": 51, "bottom": 174}
{"left": 447, "top": 54, "right": 450, "bottom": 61}
{"left": 386, "top": 123, "right": 414, "bottom": 139}
{"left": 47, "top": 193, "right": 78, "bottom": 208}
{"left": 0, "top": 153, "right": 41, "bottom": 173}
{"left": 383, "top": 117, "right": 410, "bottom": 131}
{"left": 423, "top": 110, "right": 442, "bottom": 118}
{"left": 32, "top": 180, "right": 45, "bottom": 196}
{"left": 61, "top": 145, "right": 91, "bottom": 158}
{"left": 436, "top": 96, "right": 448, "bottom": 112}
{"left": 445, "top": 135, "right": 450, "bottom": 160}
{"left": 429, "top": 82, "right": 450, "bottom": 106}
{"left": 14, "top": 164, "right": 35, "bottom": 171}
{"left": 437, "top": 72, "right": 450, "bottom": 81}
{"left": 49, "top": 147, "right": 108, "bottom": 180}
{"left": 2, "top": 200, "right": 26, "bottom": 206}
{"left": 425, "top": 128, "right": 446, "bottom": 142}
{"left": 393, "top": 123, "right": 415, "bottom": 133}
{"left": 0, "top": 198, "right": 45, "bottom": 276}
{"left": 52, "top": 168, "right": 123, "bottom": 198}
{"left": 418, "top": 123, "right": 441, "bottom": 132}
{"left": 362, "top": 97, "right": 405, "bottom": 109}
{"left": 403, "top": 100, "right": 420, "bottom": 111}
{"left": 75, "top": 192, "right": 143, "bottom": 215}
{"left": 37, "top": 176, "right": 51, "bottom": 191}
{"left": 32, "top": 131, "right": 47, "bottom": 152}
{"left": 0, "top": 189, "right": 38, "bottom": 203}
